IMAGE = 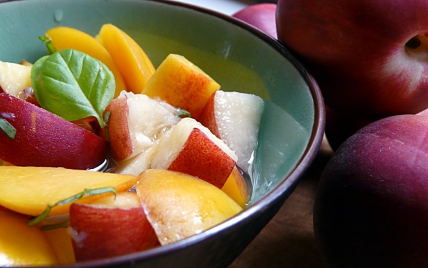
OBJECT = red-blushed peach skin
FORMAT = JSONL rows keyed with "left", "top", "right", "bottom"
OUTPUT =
{"left": 198, "top": 91, "right": 220, "bottom": 138}
{"left": 232, "top": 3, "right": 277, "bottom": 38}
{"left": 69, "top": 203, "right": 160, "bottom": 261}
{"left": 277, "top": 0, "right": 428, "bottom": 118}
{"left": 141, "top": 54, "right": 220, "bottom": 119}
{"left": 167, "top": 128, "right": 235, "bottom": 189}
{"left": 103, "top": 95, "right": 132, "bottom": 161}
{"left": 0, "top": 93, "right": 107, "bottom": 169}
{"left": 314, "top": 113, "right": 428, "bottom": 268}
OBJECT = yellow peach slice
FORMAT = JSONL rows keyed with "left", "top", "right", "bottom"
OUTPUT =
{"left": 0, "top": 166, "right": 137, "bottom": 216}
{"left": 45, "top": 26, "right": 127, "bottom": 98}
{"left": 136, "top": 169, "right": 243, "bottom": 246}
{"left": 44, "top": 227, "right": 76, "bottom": 264}
{"left": 0, "top": 210, "right": 58, "bottom": 266}
{"left": 221, "top": 166, "right": 251, "bottom": 209}
{"left": 97, "top": 24, "right": 155, "bottom": 94}
{"left": 141, "top": 54, "right": 221, "bottom": 119}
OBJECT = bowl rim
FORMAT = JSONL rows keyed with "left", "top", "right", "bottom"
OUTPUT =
{"left": 0, "top": 0, "right": 326, "bottom": 266}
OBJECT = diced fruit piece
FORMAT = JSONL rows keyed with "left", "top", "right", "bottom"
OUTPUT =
{"left": 111, "top": 142, "right": 159, "bottom": 175}
{"left": 0, "top": 61, "right": 32, "bottom": 97}
{"left": 69, "top": 192, "right": 159, "bottom": 261}
{"left": 97, "top": 24, "right": 155, "bottom": 94}
{"left": 198, "top": 90, "right": 264, "bottom": 174}
{"left": 0, "top": 166, "right": 137, "bottom": 216}
{"left": 45, "top": 26, "right": 127, "bottom": 98}
{"left": 151, "top": 117, "right": 237, "bottom": 188}
{"left": 136, "top": 169, "right": 243, "bottom": 245}
{"left": 104, "top": 91, "right": 181, "bottom": 162}
{"left": 0, "top": 210, "right": 58, "bottom": 266}
{"left": 141, "top": 54, "right": 221, "bottom": 119}
{"left": 221, "top": 166, "right": 251, "bottom": 208}
{"left": 44, "top": 227, "right": 76, "bottom": 264}
{"left": 0, "top": 93, "right": 107, "bottom": 169}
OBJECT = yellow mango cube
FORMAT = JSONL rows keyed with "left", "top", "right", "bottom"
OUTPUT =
{"left": 141, "top": 54, "right": 221, "bottom": 119}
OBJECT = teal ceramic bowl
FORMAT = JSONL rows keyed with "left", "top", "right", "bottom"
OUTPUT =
{"left": 0, "top": 0, "right": 325, "bottom": 267}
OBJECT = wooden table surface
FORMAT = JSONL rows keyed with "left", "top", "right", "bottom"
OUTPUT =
{"left": 229, "top": 137, "right": 333, "bottom": 268}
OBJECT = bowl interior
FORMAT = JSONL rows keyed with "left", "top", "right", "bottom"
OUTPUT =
{"left": 0, "top": 0, "right": 324, "bottom": 266}
{"left": 0, "top": 0, "right": 317, "bottom": 204}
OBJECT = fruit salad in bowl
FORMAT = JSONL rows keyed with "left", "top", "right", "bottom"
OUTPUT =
{"left": 0, "top": 0, "right": 324, "bottom": 267}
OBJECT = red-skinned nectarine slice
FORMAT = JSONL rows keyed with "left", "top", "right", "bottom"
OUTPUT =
{"left": 0, "top": 93, "right": 107, "bottom": 170}
{"left": 69, "top": 192, "right": 159, "bottom": 261}
{"left": 151, "top": 117, "right": 237, "bottom": 188}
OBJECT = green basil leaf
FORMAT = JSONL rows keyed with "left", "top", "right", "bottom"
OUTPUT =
{"left": 31, "top": 49, "right": 115, "bottom": 128}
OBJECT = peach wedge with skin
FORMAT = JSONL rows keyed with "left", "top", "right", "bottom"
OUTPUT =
{"left": 104, "top": 91, "right": 181, "bottom": 163}
{"left": 136, "top": 169, "right": 243, "bottom": 246}
{"left": 97, "top": 24, "right": 155, "bottom": 94}
{"left": 198, "top": 90, "right": 264, "bottom": 174}
{"left": 151, "top": 117, "right": 237, "bottom": 189}
{"left": 0, "top": 166, "right": 137, "bottom": 216}
{"left": 0, "top": 93, "right": 108, "bottom": 170}
{"left": 69, "top": 192, "right": 159, "bottom": 262}
{"left": 141, "top": 54, "right": 221, "bottom": 119}
{"left": 45, "top": 26, "right": 126, "bottom": 98}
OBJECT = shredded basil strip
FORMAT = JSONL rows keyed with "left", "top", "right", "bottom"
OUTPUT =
{"left": 31, "top": 49, "right": 115, "bottom": 128}
{"left": 28, "top": 187, "right": 117, "bottom": 227}
{"left": 39, "top": 36, "right": 57, "bottom": 55}
{"left": 0, "top": 115, "right": 16, "bottom": 139}
{"left": 41, "top": 220, "right": 70, "bottom": 231}
{"left": 177, "top": 108, "right": 191, "bottom": 118}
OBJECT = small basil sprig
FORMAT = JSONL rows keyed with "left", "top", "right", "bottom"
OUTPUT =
{"left": 39, "top": 36, "right": 57, "bottom": 55}
{"left": 28, "top": 186, "right": 117, "bottom": 229}
{"left": 177, "top": 108, "right": 191, "bottom": 118}
{"left": 31, "top": 49, "right": 115, "bottom": 128}
{"left": 0, "top": 115, "right": 16, "bottom": 139}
